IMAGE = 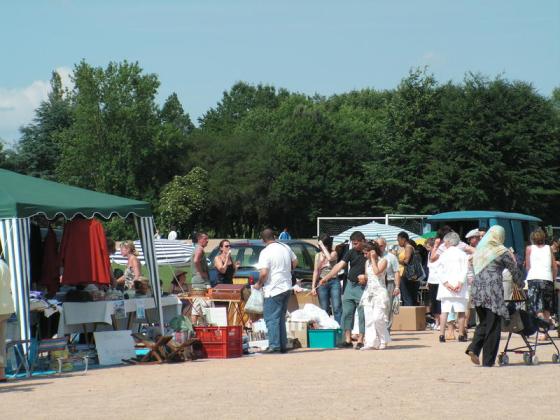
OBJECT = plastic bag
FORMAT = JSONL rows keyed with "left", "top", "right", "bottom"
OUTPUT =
{"left": 245, "top": 286, "right": 264, "bottom": 314}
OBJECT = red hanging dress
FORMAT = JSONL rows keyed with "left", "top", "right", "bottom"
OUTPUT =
{"left": 59, "top": 219, "right": 111, "bottom": 285}
{"left": 39, "top": 227, "right": 61, "bottom": 294}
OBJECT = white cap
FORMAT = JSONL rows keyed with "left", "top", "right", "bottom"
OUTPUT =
{"left": 465, "top": 228, "right": 480, "bottom": 239}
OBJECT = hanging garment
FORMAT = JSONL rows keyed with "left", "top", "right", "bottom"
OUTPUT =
{"left": 59, "top": 219, "right": 111, "bottom": 285}
{"left": 39, "top": 227, "right": 60, "bottom": 295}
{"left": 29, "top": 222, "right": 43, "bottom": 286}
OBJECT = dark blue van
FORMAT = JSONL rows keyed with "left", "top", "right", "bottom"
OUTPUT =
{"left": 425, "top": 211, "right": 542, "bottom": 259}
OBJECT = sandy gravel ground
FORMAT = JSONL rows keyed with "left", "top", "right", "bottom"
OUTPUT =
{"left": 1, "top": 329, "right": 559, "bottom": 419}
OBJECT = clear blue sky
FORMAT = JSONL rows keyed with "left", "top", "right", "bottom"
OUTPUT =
{"left": 1, "top": 0, "right": 558, "bottom": 144}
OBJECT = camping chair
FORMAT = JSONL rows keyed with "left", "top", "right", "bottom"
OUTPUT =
{"left": 5, "top": 339, "right": 32, "bottom": 378}
{"left": 129, "top": 333, "right": 173, "bottom": 364}
{"left": 32, "top": 337, "right": 89, "bottom": 375}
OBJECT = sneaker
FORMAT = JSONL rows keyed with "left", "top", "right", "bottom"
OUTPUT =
{"left": 355, "top": 342, "right": 364, "bottom": 350}
{"left": 458, "top": 335, "right": 468, "bottom": 342}
{"left": 439, "top": 335, "right": 446, "bottom": 343}
{"left": 378, "top": 344, "right": 386, "bottom": 350}
{"left": 337, "top": 341, "right": 353, "bottom": 349}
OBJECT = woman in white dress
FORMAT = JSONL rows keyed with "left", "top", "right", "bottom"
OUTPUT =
{"left": 437, "top": 232, "right": 469, "bottom": 343}
{"left": 359, "top": 242, "right": 390, "bottom": 350}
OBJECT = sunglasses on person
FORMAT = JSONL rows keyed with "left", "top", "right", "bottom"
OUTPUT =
{"left": 223, "top": 244, "right": 231, "bottom": 248}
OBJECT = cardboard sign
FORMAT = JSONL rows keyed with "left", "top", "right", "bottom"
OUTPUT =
{"left": 203, "top": 307, "right": 228, "bottom": 326}
{"left": 94, "top": 330, "right": 136, "bottom": 365}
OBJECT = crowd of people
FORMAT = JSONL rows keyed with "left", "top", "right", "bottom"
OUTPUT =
{"left": 304, "top": 225, "right": 558, "bottom": 366}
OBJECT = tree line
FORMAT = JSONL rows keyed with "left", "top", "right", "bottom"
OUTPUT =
{"left": 1, "top": 60, "right": 559, "bottom": 238}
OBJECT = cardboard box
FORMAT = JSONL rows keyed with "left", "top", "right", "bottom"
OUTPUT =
{"left": 294, "top": 291, "right": 320, "bottom": 309}
{"left": 391, "top": 306, "right": 426, "bottom": 331}
{"left": 287, "top": 293, "right": 299, "bottom": 313}
{"left": 286, "top": 321, "right": 309, "bottom": 348}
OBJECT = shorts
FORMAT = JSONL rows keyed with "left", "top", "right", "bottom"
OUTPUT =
{"left": 440, "top": 298, "right": 468, "bottom": 313}
{"left": 527, "top": 280, "right": 554, "bottom": 314}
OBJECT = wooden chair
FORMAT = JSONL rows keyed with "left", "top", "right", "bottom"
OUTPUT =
{"left": 129, "top": 333, "right": 173, "bottom": 364}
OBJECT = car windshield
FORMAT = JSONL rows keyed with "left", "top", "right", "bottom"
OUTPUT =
{"left": 208, "top": 245, "right": 264, "bottom": 268}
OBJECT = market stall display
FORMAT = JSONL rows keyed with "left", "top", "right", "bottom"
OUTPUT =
{"left": 57, "top": 296, "right": 181, "bottom": 336}
{"left": 0, "top": 168, "right": 164, "bottom": 353}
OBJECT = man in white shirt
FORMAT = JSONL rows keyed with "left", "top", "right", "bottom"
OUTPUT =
{"left": 376, "top": 238, "right": 401, "bottom": 330}
{"left": 254, "top": 228, "right": 298, "bottom": 353}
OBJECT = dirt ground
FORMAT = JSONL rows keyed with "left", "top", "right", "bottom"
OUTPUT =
{"left": 1, "top": 329, "right": 559, "bottom": 420}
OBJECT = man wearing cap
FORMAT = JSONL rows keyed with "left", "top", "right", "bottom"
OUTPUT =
{"left": 465, "top": 229, "right": 481, "bottom": 248}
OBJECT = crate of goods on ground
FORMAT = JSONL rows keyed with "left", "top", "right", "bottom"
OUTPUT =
{"left": 194, "top": 326, "right": 243, "bottom": 358}
{"left": 307, "top": 329, "right": 342, "bottom": 349}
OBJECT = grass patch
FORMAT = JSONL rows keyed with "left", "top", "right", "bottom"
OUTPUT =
{"left": 112, "top": 263, "right": 192, "bottom": 293}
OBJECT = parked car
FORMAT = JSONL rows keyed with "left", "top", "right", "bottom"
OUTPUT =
{"left": 208, "top": 240, "right": 319, "bottom": 287}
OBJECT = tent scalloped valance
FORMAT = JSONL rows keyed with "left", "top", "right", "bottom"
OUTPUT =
{"left": 0, "top": 169, "right": 151, "bottom": 220}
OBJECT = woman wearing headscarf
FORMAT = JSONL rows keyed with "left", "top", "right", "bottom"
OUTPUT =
{"left": 465, "top": 225, "right": 523, "bottom": 367}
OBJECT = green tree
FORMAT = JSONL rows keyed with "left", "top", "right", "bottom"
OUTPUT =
{"left": 152, "top": 93, "right": 194, "bottom": 193}
{"left": 14, "top": 71, "right": 73, "bottom": 179}
{"left": 158, "top": 167, "right": 209, "bottom": 237}
{"left": 365, "top": 68, "right": 442, "bottom": 214}
{"left": 0, "top": 141, "right": 7, "bottom": 168}
{"left": 199, "top": 82, "right": 289, "bottom": 133}
{"left": 56, "top": 61, "right": 161, "bottom": 199}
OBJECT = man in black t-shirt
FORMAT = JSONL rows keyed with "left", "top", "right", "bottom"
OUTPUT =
{"left": 320, "top": 231, "right": 367, "bottom": 349}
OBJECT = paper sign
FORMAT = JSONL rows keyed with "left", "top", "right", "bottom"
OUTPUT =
{"left": 114, "top": 300, "right": 126, "bottom": 319}
{"left": 136, "top": 301, "right": 146, "bottom": 320}
{"left": 94, "top": 330, "right": 136, "bottom": 365}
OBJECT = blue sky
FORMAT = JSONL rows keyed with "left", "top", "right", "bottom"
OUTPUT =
{"left": 0, "top": 0, "right": 558, "bottom": 144}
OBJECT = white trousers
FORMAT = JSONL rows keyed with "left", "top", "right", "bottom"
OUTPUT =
{"left": 363, "top": 304, "right": 390, "bottom": 348}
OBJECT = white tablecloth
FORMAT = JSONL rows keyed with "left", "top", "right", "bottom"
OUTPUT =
{"left": 57, "top": 296, "right": 181, "bottom": 335}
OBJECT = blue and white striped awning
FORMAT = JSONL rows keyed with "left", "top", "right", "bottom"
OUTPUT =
{"left": 111, "top": 239, "right": 194, "bottom": 267}
{"left": 0, "top": 216, "right": 169, "bottom": 353}
{"left": 332, "top": 221, "right": 420, "bottom": 246}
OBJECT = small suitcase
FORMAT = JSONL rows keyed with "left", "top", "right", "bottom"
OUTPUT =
{"left": 211, "top": 284, "right": 246, "bottom": 300}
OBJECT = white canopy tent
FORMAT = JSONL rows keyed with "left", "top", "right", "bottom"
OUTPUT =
{"left": 332, "top": 221, "right": 420, "bottom": 246}
{"left": 111, "top": 239, "right": 194, "bottom": 266}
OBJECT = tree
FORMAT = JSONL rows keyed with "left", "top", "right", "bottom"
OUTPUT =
{"left": 56, "top": 60, "right": 161, "bottom": 199}
{"left": 152, "top": 93, "right": 194, "bottom": 193}
{"left": 158, "top": 167, "right": 209, "bottom": 237}
{"left": 365, "top": 68, "right": 442, "bottom": 214}
{"left": 199, "top": 82, "right": 289, "bottom": 133}
{"left": 14, "top": 71, "right": 73, "bottom": 179}
{"left": 160, "top": 93, "right": 194, "bottom": 135}
{"left": 0, "top": 141, "right": 7, "bottom": 168}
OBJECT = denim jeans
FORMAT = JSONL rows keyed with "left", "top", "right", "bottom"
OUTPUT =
{"left": 318, "top": 279, "right": 343, "bottom": 326}
{"left": 263, "top": 290, "right": 291, "bottom": 351}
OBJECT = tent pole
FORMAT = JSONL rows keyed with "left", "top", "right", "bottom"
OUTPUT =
{"left": 135, "top": 216, "right": 165, "bottom": 335}
{"left": 0, "top": 218, "right": 32, "bottom": 354}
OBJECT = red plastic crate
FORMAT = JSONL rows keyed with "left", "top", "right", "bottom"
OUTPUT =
{"left": 194, "top": 326, "right": 243, "bottom": 359}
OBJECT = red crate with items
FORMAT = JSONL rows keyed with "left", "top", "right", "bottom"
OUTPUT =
{"left": 193, "top": 326, "right": 243, "bottom": 358}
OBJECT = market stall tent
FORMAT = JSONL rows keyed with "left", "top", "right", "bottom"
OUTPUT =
{"left": 332, "top": 221, "right": 420, "bottom": 246}
{"left": 0, "top": 169, "right": 164, "bottom": 351}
